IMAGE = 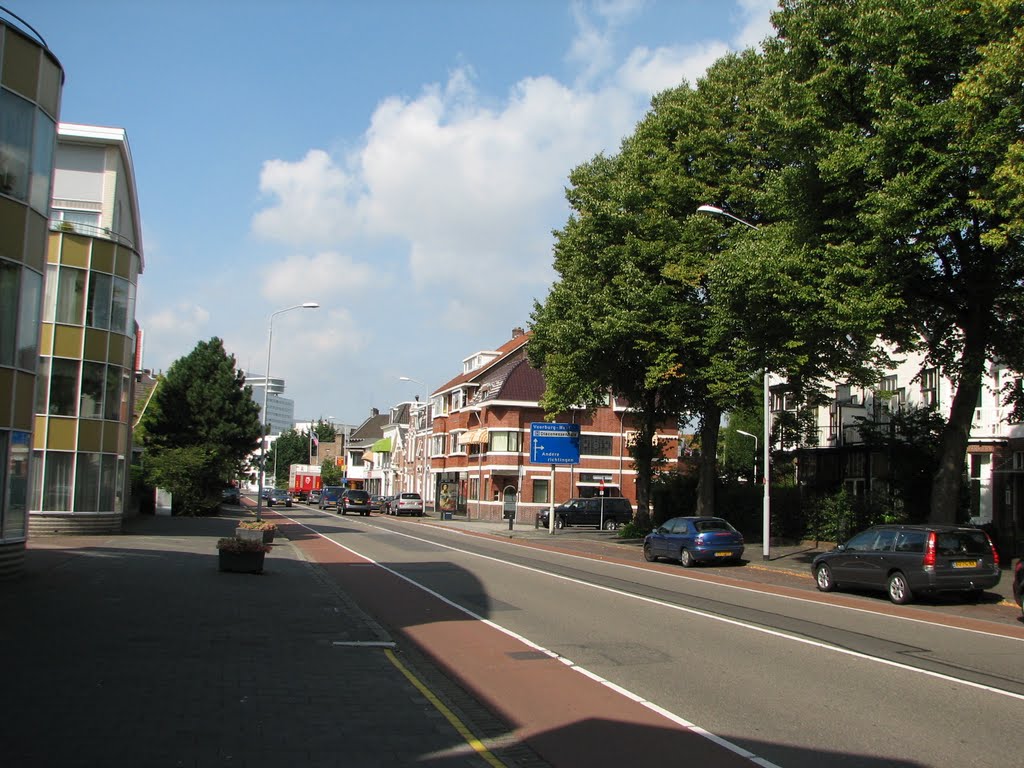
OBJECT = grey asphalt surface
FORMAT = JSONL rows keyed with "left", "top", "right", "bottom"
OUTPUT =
{"left": 1, "top": 503, "right": 1019, "bottom": 768}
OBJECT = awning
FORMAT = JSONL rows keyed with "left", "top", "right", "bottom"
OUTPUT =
{"left": 372, "top": 437, "right": 392, "bottom": 453}
{"left": 458, "top": 428, "right": 489, "bottom": 445}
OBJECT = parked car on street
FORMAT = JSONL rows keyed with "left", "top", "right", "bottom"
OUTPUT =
{"left": 260, "top": 487, "right": 272, "bottom": 500}
{"left": 370, "top": 494, "right": 386, "bottom": 512}
{"left": 392, "top": 492, "right": 423, "bottom": 516}
{"left": 537, "top": 497, "right": 633, "bottom": 530}
{"left": 319, "top": 486, "right": 344, "bottom": 511}
{"left": 643, "top": 516, "right": 745, "bottom": 567}
{"left": 267, "top": 488, "right": 293, "bottom": 507}
{"left": 380, "top": 495, "right": 395, "bottom": 514}
{"left": 340, "top": 489, "right": 371, "bottom": 516}
{"left": 1014, "top": 558, "right": 1024, "bottom": 617}
{"left": 811, "top": 524, "right": 1001, "bottom": 605}
{"left": 221, "top": 487, "right": 241, "bottom": 505}
{"left": 307, "top": 488, "right": 322, "bottom": 505}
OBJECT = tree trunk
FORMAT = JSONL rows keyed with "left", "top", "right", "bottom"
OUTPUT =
{"left": 930, "top": 340, "right": 987, "bottom": 525}
{"left": 632, "top": 408, "right": 657, "bottom": 530}
{"left": 695, "top": 403, "right": 722, "bottom": 517}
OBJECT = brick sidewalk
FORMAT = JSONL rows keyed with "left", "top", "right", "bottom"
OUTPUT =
{"left": 0, "top": 511, "right": 509, "bottom": 768}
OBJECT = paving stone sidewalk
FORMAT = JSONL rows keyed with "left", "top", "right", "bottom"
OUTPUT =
{"left": 0, "top": 512, "right": 504, "bottom": 768}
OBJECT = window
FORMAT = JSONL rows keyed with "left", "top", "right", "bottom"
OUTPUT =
{"left": 0, "top": 261, "right": 17, "bottom": 365}
{"left": 579, "top": 435, "right": 612, "bottom": 456}
{"left": 895, "top": 530, "right": 925, "bottom": 553}
{"left": 110, "top": 277, "right": 130, "bottom": 334}
{"left": 16, "top": 268, "right": 41, "bottom": 370}
{"left": 30, "top": 110, "right": 56, "bottom": 214}
{"left": 489, "top": 430, "right": 520, "bottom": 452}
{"left": 921, "top": 367, "right": 939, "bottom": 406}
{"left": 55, "top": 267, "right": 87, "bottom": 325}
{"left": 3, "top": 431, "right": 29, "bottom": 537}
{"left": 49, "top": 358, "right": 79, "bottom": 416}
{"left": 450, "top": 390, "right": 464, "bottom": 410}
{"left": 86, "top": 272, "right": 112, "bottom": 329}
{"left": 104, "top": 365, "right": 121, "bottom": 421}
{"left": 80, "top": 361, "right": 105, "bottom": 419}
{"left": 0, "top": 89, "right": 33, "bottom": 201}
{"left": 42, "top": 452, "right": 74, "bottom": 511}
{"left": 430, "top": 434, "right": 446, "bottom": 456}
{"left": 74, "top": 453, "right": 101, "bottom": 512}
{"left": 532, "top": 478, "right": 549, "bottom": 504}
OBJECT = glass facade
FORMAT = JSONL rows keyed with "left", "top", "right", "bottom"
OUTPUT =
{"left": 0, "top": 18, "right": 63, "bottom": 553}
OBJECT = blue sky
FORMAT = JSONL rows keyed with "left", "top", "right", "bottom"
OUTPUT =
{"left": 15, "top": 0, "right": 776, "bottom": 427}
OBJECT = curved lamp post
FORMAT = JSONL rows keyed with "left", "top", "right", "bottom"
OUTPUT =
{"left": 255, "top": 302, "right": 319, "bottom": 520}
{"left": 398, "top": 376, "right": 431, "bottom": 509}
{"left": 697, "top": 204, "right": 772, "bottom": 560}
{"left": 735, "top": 429, "right": 758, "bottom": 485}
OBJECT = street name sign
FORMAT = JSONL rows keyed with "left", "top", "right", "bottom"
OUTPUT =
{"left": 530, "top": 422, "right": 580, "bottom": 465}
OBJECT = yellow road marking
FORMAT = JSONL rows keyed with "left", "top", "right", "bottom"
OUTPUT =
{"left": 384, "top": 648, "right": 506, "bottom": 768}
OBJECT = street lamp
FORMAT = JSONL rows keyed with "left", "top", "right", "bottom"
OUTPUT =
{"left": 398, "top": 376, "right": 431, "bottom": 510}
{"left": 255, "top": 302, "right": 319, "bottom": 520}
{"left": 736, "top": 429, "right": 758, "bottom": 485}
{"left": 697, "top": 204, "right": 772, "bottom": 560}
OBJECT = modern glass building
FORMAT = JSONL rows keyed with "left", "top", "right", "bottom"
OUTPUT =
{"left": 0, "top": 15, "right": 63, "bottom": 576}
{"left": 30, "top": 123, "right": 144, "bottom": 535}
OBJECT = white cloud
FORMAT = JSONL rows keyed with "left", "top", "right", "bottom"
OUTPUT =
{"left": 145, "top": 301, "right": 209, "bottom": 334}
{"left": 617, "top": 40, "right": 733, "bottom": 94}
{"left": 259, "top": 251, "right": 376, "bottom": 303}
{"left": 734, "top": 0, "right": 779, "bottom": 50}
{"left": 251, "top": 150, "right": 362, "bottom": 245}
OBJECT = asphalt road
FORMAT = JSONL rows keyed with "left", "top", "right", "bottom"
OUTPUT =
{"left": 277, "top": 505, "right": 1024, "bottom": 768}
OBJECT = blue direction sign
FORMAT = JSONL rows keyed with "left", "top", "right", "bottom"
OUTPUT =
{"left": 530, "top": 422, "right": 580, "bottom": 465}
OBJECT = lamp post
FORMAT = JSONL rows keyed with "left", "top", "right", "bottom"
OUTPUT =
{"left": 736, "top": 429, "right": 758, "bottom": 485}
{"left": 255, "top": 302, "right": 319, "bottom": 520}
{"left": 697, "top": 204, "right": 772, "bottom": 560}
{"left": 398, "top": 376, "right": 431, "bottom": 511}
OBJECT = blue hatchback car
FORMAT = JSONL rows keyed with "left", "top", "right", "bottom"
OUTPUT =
{"left": 643, "top": 516, "right": 745, "bottom": 567}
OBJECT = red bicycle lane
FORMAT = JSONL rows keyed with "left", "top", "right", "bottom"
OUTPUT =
{"left": 287, "top": 521, "right": 768, "bottom": 768}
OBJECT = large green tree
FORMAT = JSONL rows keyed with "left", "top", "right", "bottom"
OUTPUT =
{"left": 266, "top": 428, "right": 316, "bottom": 488}
{"left": 767, "top": 0, "right": 1024, "bottom": 523}
{"left": 141, "top": 337, "right": 262, "bottom": 513}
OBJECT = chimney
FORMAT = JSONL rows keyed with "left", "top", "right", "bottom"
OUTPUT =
{"left": 371, "top": 407, "right": 380, "bottom": 417}
{"left": 512, "top": 326, "right": 525, "bottom": 338}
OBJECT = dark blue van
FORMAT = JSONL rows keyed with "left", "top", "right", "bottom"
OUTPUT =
{"left": 318, "top": 486, "right": 344, "bottom": 511}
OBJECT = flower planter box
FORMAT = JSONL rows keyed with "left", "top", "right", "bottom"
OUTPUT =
{"left": 236, "top": 525, "right": 276, "bottom": 544}
{"left": 218, "top": 549, "right": 266, "bottom": 574}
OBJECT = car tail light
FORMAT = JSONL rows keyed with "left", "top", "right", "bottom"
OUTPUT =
{"left": 983, "top": 531, "right": 1000, "bottom": 567}
{"left": 923, "top": 531, "right": 937, "bottom": 568}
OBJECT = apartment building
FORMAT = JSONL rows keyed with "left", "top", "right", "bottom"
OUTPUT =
{"left": 31, "top": 123, "right": 144, "bottom": 535}
{"left": 778, "top": 347, "right": 1024, "bottom": 555}
{"left": 0, "top": 16, "right": 63, "bottom": 575}
{"left": 422, "top": 328, "right": 679, "bottom": 524}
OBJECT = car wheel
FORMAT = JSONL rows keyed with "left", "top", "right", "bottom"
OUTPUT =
{"left": 887, "top": 571, "right": 912, "bottom": 605}
{"left": 555, "top": 517, "right": 565, "bottom": 530}
{"left": 603, "top": 518, "right": 619, "bottom": 531}
{"left": 814, "top": 563, "right": 836, "bottom": 592}
{"left": 680, "top": 548, "right": 695, "bottom": 568}
{"left": 643, "top": 542, "right": 657, "bottom": 563}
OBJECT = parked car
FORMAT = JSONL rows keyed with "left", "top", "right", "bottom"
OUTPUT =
{"left": 340, "top": 489, "right": 371, "bottom": 516}
{"left": 307, "top": 488, "right": 322, "bottom": 505}
{"left": 643, "top": 516, "right": 745, "bottom": 567}
{"left": 267, "top": 488, "right": 293, "bottom": 507}
{"left": 221, "top": 487, "right": 241, "bottom": 505}
{"left": 370, "top": 494, "right": 386, "bottom": 512}
{"left": 380, "top": 495, "right": 395, "bottom": 514}
{"left": 811, "top": 524, "right": 1001, "bottom": 605}
{"left": 260, "top": 487, "right": 272, "bottom": 500}
{"left": 319, "top": 486, "right": 344, "bottom": 511}
{"left": 393, "top": 492, "right": 423, "bottom": 516}
{"left": 537, "top": 497, "right": 633, "bottom": 530}
{"left": 1014, "top": 558, "right": 1024, "bottom": 617}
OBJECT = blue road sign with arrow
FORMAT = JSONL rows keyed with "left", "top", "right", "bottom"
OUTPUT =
{"left": 530, "top": 422, "right": 580, "bottom": 465}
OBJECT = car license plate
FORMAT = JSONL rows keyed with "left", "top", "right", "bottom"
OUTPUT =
{"left": 952, "top": 560, "right": 978, "bottom": 569}
{"left": 715, "top": 551, "right": 732, "bottom": 558}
